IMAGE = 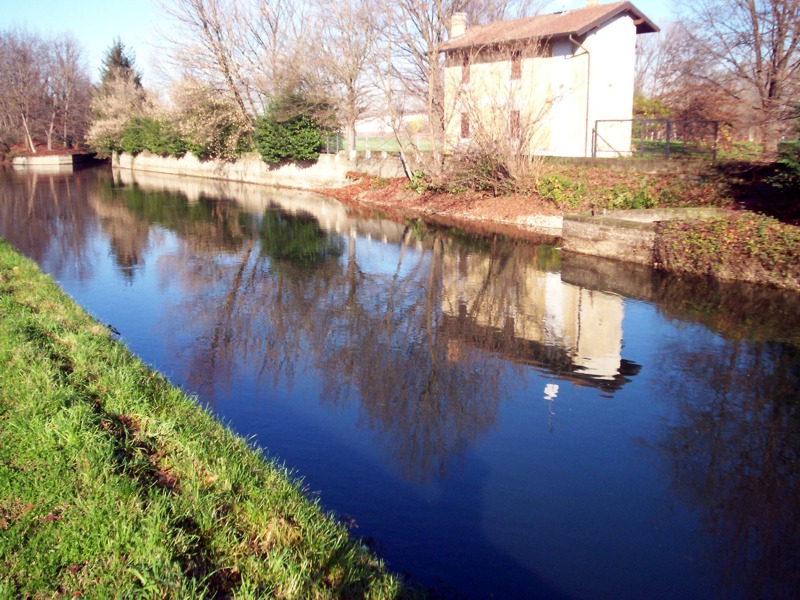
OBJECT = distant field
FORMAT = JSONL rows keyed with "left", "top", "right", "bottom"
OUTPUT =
{"left": 325, "top": 135, "right": 433, "bottom": 154}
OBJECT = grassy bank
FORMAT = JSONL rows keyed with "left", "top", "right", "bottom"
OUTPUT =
{"left": 0, "top": 238, "right": 406, "bottom": 598}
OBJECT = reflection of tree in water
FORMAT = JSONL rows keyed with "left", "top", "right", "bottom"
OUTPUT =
{"left": 89, "top": 184, "right": 152, "bottom": 281}
{"left": 652, "top": 274, "right": 800, "bottom": 346}
{"left": 658, "top": 339, "right": 800, "bottom": 599}
{"left": 0, "top": 168, "right": 99, "bottom": 280}
{"left": 313, "top": 231, "right": 506, "bottom": 481}
{"left": 259, "top": 206, "right": 344, "bottom": 268}
{"left": 160, "top": 214, "right": 509, "bottom": 481}
{"left": 89, "top": 178, "right": 261, "bottom": 281}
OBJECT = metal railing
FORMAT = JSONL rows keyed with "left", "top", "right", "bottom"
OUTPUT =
{"left": 323, "top": 133, "right": 431, "bottom": 155}
{"left": 593, "top": 119, "right": 719, "bottom": 161}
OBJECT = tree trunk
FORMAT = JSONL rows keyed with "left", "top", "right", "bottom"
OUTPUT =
{"left": 346, "top": 121, "right": 356, "bottom": 155}
{"left": 46, "top": 119, "right": 55, "bottom": 151}
{"left": 21, "top": 114, "right": 36, "bottom": 153}
{"left": 761, "top": 118, "right": 780, "bottom": 156}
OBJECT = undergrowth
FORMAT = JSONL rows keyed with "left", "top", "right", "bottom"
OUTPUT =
{"left": 654, "top": 214, "right": 800, "bottom": 290}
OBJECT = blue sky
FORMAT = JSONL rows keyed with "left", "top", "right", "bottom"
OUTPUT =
{"left": 0, "top": 0, "right": 160, "bottom": 85}
{"left": 2, "top": 0, "right": 672, "bottom": 87}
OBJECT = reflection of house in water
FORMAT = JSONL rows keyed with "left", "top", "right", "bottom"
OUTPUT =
{"left": 441, "top": 246, "right": 640, "bottom": 391}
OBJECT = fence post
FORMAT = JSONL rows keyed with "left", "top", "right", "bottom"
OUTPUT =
{"left": 665, "top": 120, "right": 672, "bottom": 160}
{"left": 639, "top": 121, "right": 645, "bottom": 157}
{"left": 712, "top": 120, "right": 718, "bottom": 162}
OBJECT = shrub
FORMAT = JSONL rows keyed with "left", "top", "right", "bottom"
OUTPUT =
{"left": 169, "top": 82, "right": 253, "bottom": 160}
{"left": 655, "top": 214, "right": 800, "bottom": 289}
{"left": 406, "top": 170, "right": 429, "bottom": 193}
{"left": 538, "top": 173, "right": 585, "bottom": 207}
{"left": 119, "top": 117, "right": 152, "bottom": 155}
{"left": 119, "top": 117, "right": 187, "bottom": 157}
{"left": 770, "top": 140, "right": 800, "bottom": 190}
{"left": 184, "top": 122, "right": 253, "bottom": 160}
{"left": 442, "top": 151, "right": 519, "bottom": 196}
{"left": 604, "top": 184, "right": 658, "bottom": 210}
{"left": 254, "top": 94, "right": 331, "bottom": 164}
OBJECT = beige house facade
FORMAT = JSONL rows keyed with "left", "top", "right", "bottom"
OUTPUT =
{"left": 440, "top": 1, "right": 658, "bottom": 158}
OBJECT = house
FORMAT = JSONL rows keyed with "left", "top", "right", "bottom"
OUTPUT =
{"left": 440, "top": 1, "right": 658, "bottom": 158}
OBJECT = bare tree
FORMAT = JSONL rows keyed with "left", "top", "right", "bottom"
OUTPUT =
{"left": 158, "top": 0, "right": 255, "bottom": 123}
{"left": 374, "top": 0, "right": 468, "bottom": 172}
{"left": 370, "top": 0, "right": 545, "bottom": 177}
{"left": 0, "top": 29, "right": 92, "bottom": 153}
{"left": 42, "top": 35, "right": 91, "bottom": 150}
{"left": 312, "top": 0, "right": 377, "bottom": 153}
{"left": 678, "top": 0, "right": 800, "bottom": 152}
{"left": 247, "top": 0, "right": 311, "bottom": 100}
{"left": 0, "top": 29, "right": 45, "bottom": 153}
{"left": 634, "top": 24, "right": 676, "bottom": 100}
{"left": 158, "top": 0, "right": 312, "bottom": 124}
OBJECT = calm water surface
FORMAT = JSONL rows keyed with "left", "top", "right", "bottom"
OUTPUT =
{"left": 2, "top": 166, "right": 799, "bottom": 599}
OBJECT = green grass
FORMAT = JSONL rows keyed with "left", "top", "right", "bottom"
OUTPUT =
{"left": 717, "top": 141, "right": 765, "bottom": 161}
{"left": 0, "top": 237, "right": 408, "bottom": 598}
{"left": 630, "top": 138, "right": 716, "bottom": 159}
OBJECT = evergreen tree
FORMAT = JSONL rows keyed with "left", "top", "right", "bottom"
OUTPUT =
{"left": 87, "top": 38, "right": 148, "bottom": 155}
{"left": 99, "top": 38, "right": 141, "bottom": 89}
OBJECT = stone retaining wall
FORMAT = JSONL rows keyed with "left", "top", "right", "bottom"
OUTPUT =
{"left": 112, "top": 151, "right": 406, "bottom": 189}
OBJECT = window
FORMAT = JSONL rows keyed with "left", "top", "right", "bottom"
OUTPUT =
{"left": 461, "top": 113, "right": 470, "bottom": 138}
{"left": 511, "top": 49, "right": 522, "bottom": 80}
{"left": 510, "top": 110, "right": 521, "bottom": 139}
{"left": 462, "top": 53, "right": 470, "bottom": 84}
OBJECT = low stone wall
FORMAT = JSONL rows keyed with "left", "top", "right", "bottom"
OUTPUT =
{"left": 563, "top": 208, "right": 729, "bottom": 265}
{"left": 112, "top": 151, "right": 406, "bottom": 189}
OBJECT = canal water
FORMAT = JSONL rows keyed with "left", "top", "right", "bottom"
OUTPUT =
{"left": 1, "top": 165, "right": 798, "bottom": 599}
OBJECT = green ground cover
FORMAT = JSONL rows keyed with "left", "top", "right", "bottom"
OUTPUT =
{"left": 654, "top": 214, "right": 800, "bottom": 291}
{"left": 0, "top": 238, "right": 406, "bottom": 598}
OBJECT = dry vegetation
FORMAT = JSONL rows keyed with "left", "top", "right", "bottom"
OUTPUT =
{"left": 325, "top": 164, "right": 737, "bottom": 236}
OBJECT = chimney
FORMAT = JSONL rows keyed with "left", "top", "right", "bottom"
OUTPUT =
{"left": 586, "top": 0, "right": 600, "bottom": 6}
{"left": 450, "top": 13, "right": 467, "bottom": 38}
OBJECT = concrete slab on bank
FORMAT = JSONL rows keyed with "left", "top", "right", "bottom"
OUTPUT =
{"left": 563, "top": 208, "right": 730, "bottom": 265}
{"left": 12, "top": 153, "right": 98, "bottom": 172}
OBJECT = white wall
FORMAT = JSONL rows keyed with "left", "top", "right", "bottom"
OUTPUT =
{"left": 547, "top": 15, "right": 637, "bottom": 158}
{"left": 585, "top": 15, "right": 637, "bottom": 157}
{"left": 547, "top": 39, "right": 586, "bottom": 157}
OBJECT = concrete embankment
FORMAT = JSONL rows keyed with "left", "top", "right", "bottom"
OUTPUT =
{"left": 11, "top": 153, "right": 100, "bottom": 173}
{"left": 113, "top": 150, "right": 406, "bottom": 189}
{"left": 110, "top": 153, "right": 798, "bottom": 291}
{"left": 562, "top": 208, "right": 729, "bottom": 265}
